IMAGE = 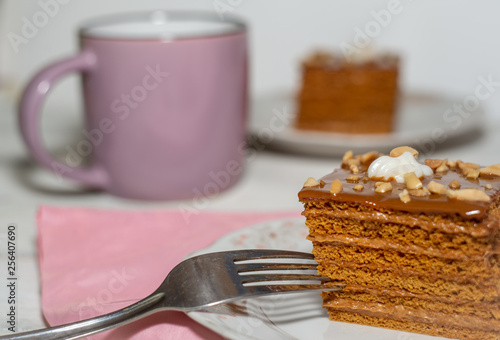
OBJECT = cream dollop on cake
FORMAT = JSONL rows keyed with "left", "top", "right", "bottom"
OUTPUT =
{"left": 367, "top": 152, "right": 433, "bottom": 183}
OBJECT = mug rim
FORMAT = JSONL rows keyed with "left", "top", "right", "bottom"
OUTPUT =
{"left": 79, "top": 10, "right": 246, "bottom": 41}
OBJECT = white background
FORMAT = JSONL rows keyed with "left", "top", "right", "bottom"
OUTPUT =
{"left": 1, "top": 0, "right": 500, "bottom": 122}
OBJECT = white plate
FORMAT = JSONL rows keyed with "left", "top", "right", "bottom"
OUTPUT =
{"left": 186, "top": 218, "right": 446, "bottom": 340}
{"left": 249, "top": 91, "right": 484, "bottom": 156}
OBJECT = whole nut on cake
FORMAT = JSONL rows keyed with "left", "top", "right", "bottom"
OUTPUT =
{"left": 403, "top": 172, "right": 423, "bottom": 190}
{"left": 446, "top": 160, "right": 458, "bottom": 169}
{"left": 425, "top": 159, "right": 443, "bottom": 170}
{"left": 449, "top": 180, "right": 461, "bottom": 189}
{"left": 330, "top": 179, "right": 343, "bottom": 194}
{"left": 342, "top": 150, "right": 353, "bottom": 162}
{"left": 390, "top": 146, "right": 418, "bottom": 158}
{"left": 480, "top": 165, "right": 500, "bottom": 177}
{"left": 447, "top": 188, "right": 490, "bottom": 202}
{"left": 467, "top": 170, "right": 480, "bottom": 179}
{"left": 375, "top": 182, "right": 392, "bottom": 193}
{"left": 303, "top": 177, "right": 319, "bottom": 187}
{"left": 428, "top": 181, "right": 448, "bottom": 195}
{"left": 399, "top": 189, "right": 411, "bottom": 203}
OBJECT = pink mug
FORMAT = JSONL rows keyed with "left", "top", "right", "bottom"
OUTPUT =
{"left": 19, "top": 11, "right": 247, "bottom": 200}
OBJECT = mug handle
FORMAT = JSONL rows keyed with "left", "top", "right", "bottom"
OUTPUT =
{"left": 19, "top": 50, "right": 108, "bottom": 188}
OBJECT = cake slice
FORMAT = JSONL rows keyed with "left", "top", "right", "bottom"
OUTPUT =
{"left": 296, "top": 51, "right": 399, "bottom": 134}
{"left": 298, "top": 146, "right": 500, "bottom": 340}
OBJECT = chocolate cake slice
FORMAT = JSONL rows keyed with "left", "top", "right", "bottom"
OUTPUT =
{"left": 298, "top": 146, "right": 500, "bottom": 340}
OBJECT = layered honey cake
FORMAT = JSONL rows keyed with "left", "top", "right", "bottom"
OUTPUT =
{"left": 295, "top": 51, "right": 399, "bottom": 134}
{"left": 298, "top": 146, "right": 500, "bottom": 339}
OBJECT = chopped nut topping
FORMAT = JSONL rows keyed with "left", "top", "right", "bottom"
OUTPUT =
{"left": 345, "top": 158, "right": 361, "bottom": 174}
{"left": 458, "top": 162, "right": 480, "bottom": 170}
{"left": 303, "top": 177, "right": 320, "bottom": 187}
{"left": 461, "top": 167, "right": 476, "bottom": 176}
{"left": 449, "top": 180, "right": 461, "bottom": 189}
{"left": 485, "top": 184, "right": 493, "bottom": 190}
{"left": 479, "top": 165, "right": 500, "bottom": 177}
{"left": 435, "top": 164, "right": 449, "bottom": 173}
{"left": 466, "top": 169, "right": 480, "bottom": 179}
{"left": 330, "top": 179, "right": 343, "bottom": 194}
{"left": 353, "top": 184, "right": 364, "bottom": 192}
{"left": 359, "top": 151, "right": 379, "bottom": 165}
{"left": 446, "top": 160, "right": 457, "bottom": 169}
{"left": 375, "top": 182, "right": 392, "bottom": 193}
{"left": 320, "top": 180, "right": 326, "bottom": 187}
{"left": 342, "top": 150, "right": 353, "bottom": 163}
{"left": 427, "top": 181, "right": 448, "bottom": 195}
{"left": 399, "top": 189, "right": 411, "bottom": 203}
{"left": 425, "top": 159, "right": 443, "bottom": 170}
{"left": 390, "top": 146, "right": 419, "bottom": 158}
{"left": 403, "top": 172, "right": 423, "bottom": 190}
{"left": 362, "top": 176, "right": 369, "bottom": 183}
{"left": 409, "top": 189, "right": 429, "bottom": 197}
{"left": 447, "top": 188, "right": 490, "bottom": 202}
{"left": 346, "top": 175, "right": 360, "bottom": 183}
{"left": 346, "top": 158, "right": 360, "bottom": 167}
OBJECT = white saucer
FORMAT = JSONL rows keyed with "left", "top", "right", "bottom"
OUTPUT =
{"left": 249, "top": 91, "right": 484, "bottom": 156}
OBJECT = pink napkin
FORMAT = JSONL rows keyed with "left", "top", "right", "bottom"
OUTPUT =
{"left": 37, "top": 206, "right": 300, "bottom": 339}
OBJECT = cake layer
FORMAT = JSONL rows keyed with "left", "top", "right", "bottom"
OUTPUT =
{"left": 322, "top": 291, "right": 500, "bottom": 323}
{"left": 303, "top": 200, "right": 500, "bottom": 238}
{"left": 305, "top": 213, "right": 500, "bottom": 260}
{"left": 317, "top": 263, "right": 500, "bottom": 302}
{"left": 312, "top": 243, "right": 500, "bottom": 286}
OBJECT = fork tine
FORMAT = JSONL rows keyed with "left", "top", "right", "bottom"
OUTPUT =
{"left": 241, "top": 274, "right": 331, "bottom": 284}
{"left": 236, "top": 262, "right": 318, "bottom": 272}
{"left": 231, "top": 249, "right": 315, "bottom": 261}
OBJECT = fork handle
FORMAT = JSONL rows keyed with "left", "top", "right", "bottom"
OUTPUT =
{"left": 0, "top": 292, "right": 165, "bottom": 340}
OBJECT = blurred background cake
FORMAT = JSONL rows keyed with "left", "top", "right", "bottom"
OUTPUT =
{"left": 296, "top": 51, "right": 399, "bottom": 134}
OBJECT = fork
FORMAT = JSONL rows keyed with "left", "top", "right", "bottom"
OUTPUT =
{"left": 2, "top": 249, "right": 343, "bottom": 340}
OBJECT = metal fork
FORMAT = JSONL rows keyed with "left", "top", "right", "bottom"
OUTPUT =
{"left": 1, "top": 249, "right": 342, "bottom": 340}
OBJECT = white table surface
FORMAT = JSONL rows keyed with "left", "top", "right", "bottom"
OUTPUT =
{"left": 0, "top": 93, "right": 499, "bottom": 336}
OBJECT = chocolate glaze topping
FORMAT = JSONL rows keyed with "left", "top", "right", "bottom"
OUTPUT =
{"left": 299, "top": 163, "right": 500, "bottom": 220}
